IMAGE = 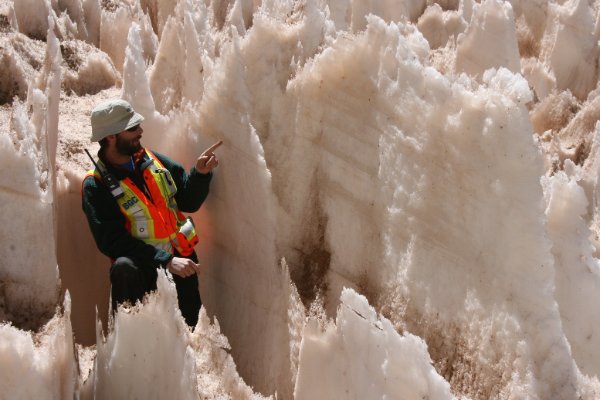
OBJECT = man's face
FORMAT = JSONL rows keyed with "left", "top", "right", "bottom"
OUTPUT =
{"left": 116, "top": 125, "right": 143, "bottom": 156}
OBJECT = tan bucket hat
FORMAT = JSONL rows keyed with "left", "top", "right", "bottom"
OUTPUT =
{"left": 90, "top": 99, "right": 144, "bottom": 142}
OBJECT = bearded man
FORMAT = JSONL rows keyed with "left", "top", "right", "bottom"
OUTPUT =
{"left": 82, "top": 99, "right": 221, "bottom": 327}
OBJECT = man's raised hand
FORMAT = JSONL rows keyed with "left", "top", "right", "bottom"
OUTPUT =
{"left": 196, "top": 140, "right": 223, "bottom": 174}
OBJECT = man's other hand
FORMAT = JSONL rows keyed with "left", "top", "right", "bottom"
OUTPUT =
{"left": 167, "top": 257, "right": 200, "bottom": 278}
{"left": 196, "top": 140, "right": 223, "bottom": 174}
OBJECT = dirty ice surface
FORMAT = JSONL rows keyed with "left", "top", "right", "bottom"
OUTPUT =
{"left": 3, "top": 0, "right": 600, "bottom": 398}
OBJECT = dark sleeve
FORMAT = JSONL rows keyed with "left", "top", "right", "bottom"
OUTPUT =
{"left": 154, "top": 152, "right": 213, "bottom": 213}
{"left": 81, "top": 175, "right": 173, "bottom": 269}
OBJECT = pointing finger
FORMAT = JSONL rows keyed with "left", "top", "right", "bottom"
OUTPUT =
{"left": 203, "top": 140, "right": 223, "bottom": 155}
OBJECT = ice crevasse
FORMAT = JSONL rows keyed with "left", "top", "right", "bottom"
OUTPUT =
{"left": 3, "top": 0, "right": 600, "bottom": 398}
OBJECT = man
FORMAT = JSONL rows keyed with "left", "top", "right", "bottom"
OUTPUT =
{"left": 82, "top": 99, "right": 221, "bottom": 328}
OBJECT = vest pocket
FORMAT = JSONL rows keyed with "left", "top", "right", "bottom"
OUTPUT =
{"left": 156, "top": 168, "right": 178, "bottom": 198}
{"left": 179, "top": 217, "right": 195, "bottom": 238}
{"left": 131, "top": 208, "right": 150, "bottom": 239}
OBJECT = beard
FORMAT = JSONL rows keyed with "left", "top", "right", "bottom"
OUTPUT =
{"left": 116, "top": 133, "right": 142, "bottom": 156}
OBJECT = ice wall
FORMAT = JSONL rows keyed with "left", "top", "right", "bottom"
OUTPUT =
{"left": 0, "top": 16, "right": 61, "bottom": 330}
{"left": 6, "top": 0, "right": 600, "bottom": 399}
{"left": 294, "top": 289, "right": 453, "bottom": 399}
{"left": 86, "top": 272, "right": 267, "bottom": 400}
{"left": 0, "top": 295, "right": 77, "bottom": 399}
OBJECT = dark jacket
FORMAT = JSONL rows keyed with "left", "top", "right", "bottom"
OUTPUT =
{"left": 82, "top": 149, "right": 212, "bottom": 269}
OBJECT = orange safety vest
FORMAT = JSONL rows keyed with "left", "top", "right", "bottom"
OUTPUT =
{"left": 84, "top": 150, "right": 199, "bottom": 256}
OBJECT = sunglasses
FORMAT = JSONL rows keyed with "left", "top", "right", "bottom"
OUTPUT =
{"left": 126, "top": 124, "right": 140, "bottom": 132}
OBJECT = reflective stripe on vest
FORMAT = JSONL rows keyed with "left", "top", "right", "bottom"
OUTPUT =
{"left": 84, "top": 150, "right": 199, "bottom": 256}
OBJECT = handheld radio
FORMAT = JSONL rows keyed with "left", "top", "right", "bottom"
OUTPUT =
{"left": 85, "top": 149, "right": 125, "bottom": 199}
